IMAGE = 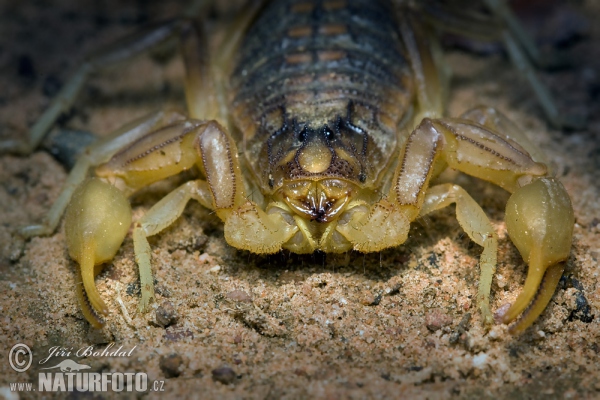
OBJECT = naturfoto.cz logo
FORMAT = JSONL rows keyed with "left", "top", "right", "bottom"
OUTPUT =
{"left": 8, "top": 343, "right": 165, "bottom": 393}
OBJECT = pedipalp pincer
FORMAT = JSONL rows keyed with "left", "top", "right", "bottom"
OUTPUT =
{"left": 5, "top": 0, "right": 575, "bottom": 334}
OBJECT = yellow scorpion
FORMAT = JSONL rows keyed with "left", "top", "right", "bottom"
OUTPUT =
{"left": 2, "top": 0, "right": 575, "bottom": 333}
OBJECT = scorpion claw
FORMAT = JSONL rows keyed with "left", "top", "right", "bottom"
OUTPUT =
{"left": 75, "top": 266, "right": 106, "bottom": 329}
{"left": 78, "top": 242, "right": 110, "bottom": 317}
{"left": 507, "top": 262, "right": 565, "bottom": 335}
{"left": 502, "top": 177, "right": 574, "bottom": 332}
{"left": 64, "top": 178, "right": 132, "bottom": 327}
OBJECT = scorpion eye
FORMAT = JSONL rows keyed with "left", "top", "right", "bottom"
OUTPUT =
{"left": 323, "top": 126, "right": 334, "bottom": 141}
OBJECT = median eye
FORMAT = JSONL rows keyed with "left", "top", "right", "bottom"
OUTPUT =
{"left": 298, "top": 127, "right": 308, "bottom": 142}
{"left": 323, "top": 126, "right": 334, "bottom": 141}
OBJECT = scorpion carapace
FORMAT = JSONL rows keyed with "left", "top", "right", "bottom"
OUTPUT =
{"left": 3, "top": 0, "right": 575, "bottom": 335}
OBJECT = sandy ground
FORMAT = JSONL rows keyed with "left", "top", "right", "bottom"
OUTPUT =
{"left": 0, "top": 1, "right": 598, "bottom": 399}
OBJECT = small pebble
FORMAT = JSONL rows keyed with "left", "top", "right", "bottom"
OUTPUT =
{"left": 212, "top": 366, "right": 237, "bottom": 384}
{"left": 156, "top": 301, "right": 178, "bottom": 327}
{"left": 160, "top": 354, "right": 184, "bottom": 378}
{"left": 198, "top": 252, "right": 212, "bottom": 263}
{"left": 359, "top": 291, "right": 382, "bottom": 306}
{"left": 426, "top": 309, "right": 453, "bottom": 332}
{"left": 226, "top": 290, "right": 253, "bottom": 303}
{"left": 472, "top": 353, "right": 488, "bottom": 369}
{"left": 488, "top": 326, "right": 503, "bottom": 340}
{"left": 494, "top": 303, "right": 511, "bottom": 324}
{"left": 537, "top": 330, "right": 546, "bottom": 338}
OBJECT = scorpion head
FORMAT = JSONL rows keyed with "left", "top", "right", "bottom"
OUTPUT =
{"left": 264, "top": 117, "right": 370, "bottom": 188}
{"left": 270, "top": 122, "right": 366, "bottom": 223}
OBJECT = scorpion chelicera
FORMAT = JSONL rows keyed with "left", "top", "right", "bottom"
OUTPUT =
{"left": 3, "top": 0, "right": 574, "bottom": 333}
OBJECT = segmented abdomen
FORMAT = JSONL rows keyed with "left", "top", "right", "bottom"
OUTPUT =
{"left": 231, "top": 0, "right": 413, "bottom": 190}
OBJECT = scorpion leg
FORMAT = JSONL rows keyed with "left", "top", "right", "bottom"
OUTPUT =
{"left": 340, "top": 113, "right": 571, "bottom": 330}
{"left": 420, "top": 184, "right": 498, "bottom": 325}
{"left": 20, "top": 6, "right": 237, "bottom": 238}
{"left": 337, "top": 117, "right": 445, "bottom": 252}
{"left": 182, "top": 0, "right": 267, "bottom": 121}
{"left": 0, "top": 20, "right": 200, "bottom": 155}
{"left": 60, "top": 119, "right": 223, "bottom": 323}
{"left": 457, "top": 108, "right": 573, "bottom": 330}
{"left": 481, "top": 0, "right": 562, "bottom": 68}
{"left": 499, "top": 31, "right": 577, "bottom": 129}
{"left": 66, "top": 118, "right": 296, "bottom": 321}
{"left": 55, "top": 116, "right": 205, "bottom": 326}
{"left": 132, "top": 180, "right": 213, "bottom": 311}
{"left": 459, "top": 106, "right": 548, "bottom": 167}
{"left": 0, "top": 0, "right": 267, "bottom": 153}
{"left": 416, "top": 0, "right": 580, "bottom": 128}
{"left": 17, "top": 5, "right": 288, "bottom": 324}
{"left": 0, "top": 2, "right": 261, "bottom": 155}
{"left": 20, "top": 110, "right": 185, "bottom": 238}
{"left": 427, "top": 116, "right": 574, "bottom": 331}
{"left": 398, "top": 13, "right": 445, "bottom": 122}
{"left": 71, "top": 119, "right": 236, "bottom": 318}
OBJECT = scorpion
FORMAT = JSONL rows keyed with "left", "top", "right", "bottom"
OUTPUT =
{"left": 2, "top": 0, "right": 574, "bottom": 334}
